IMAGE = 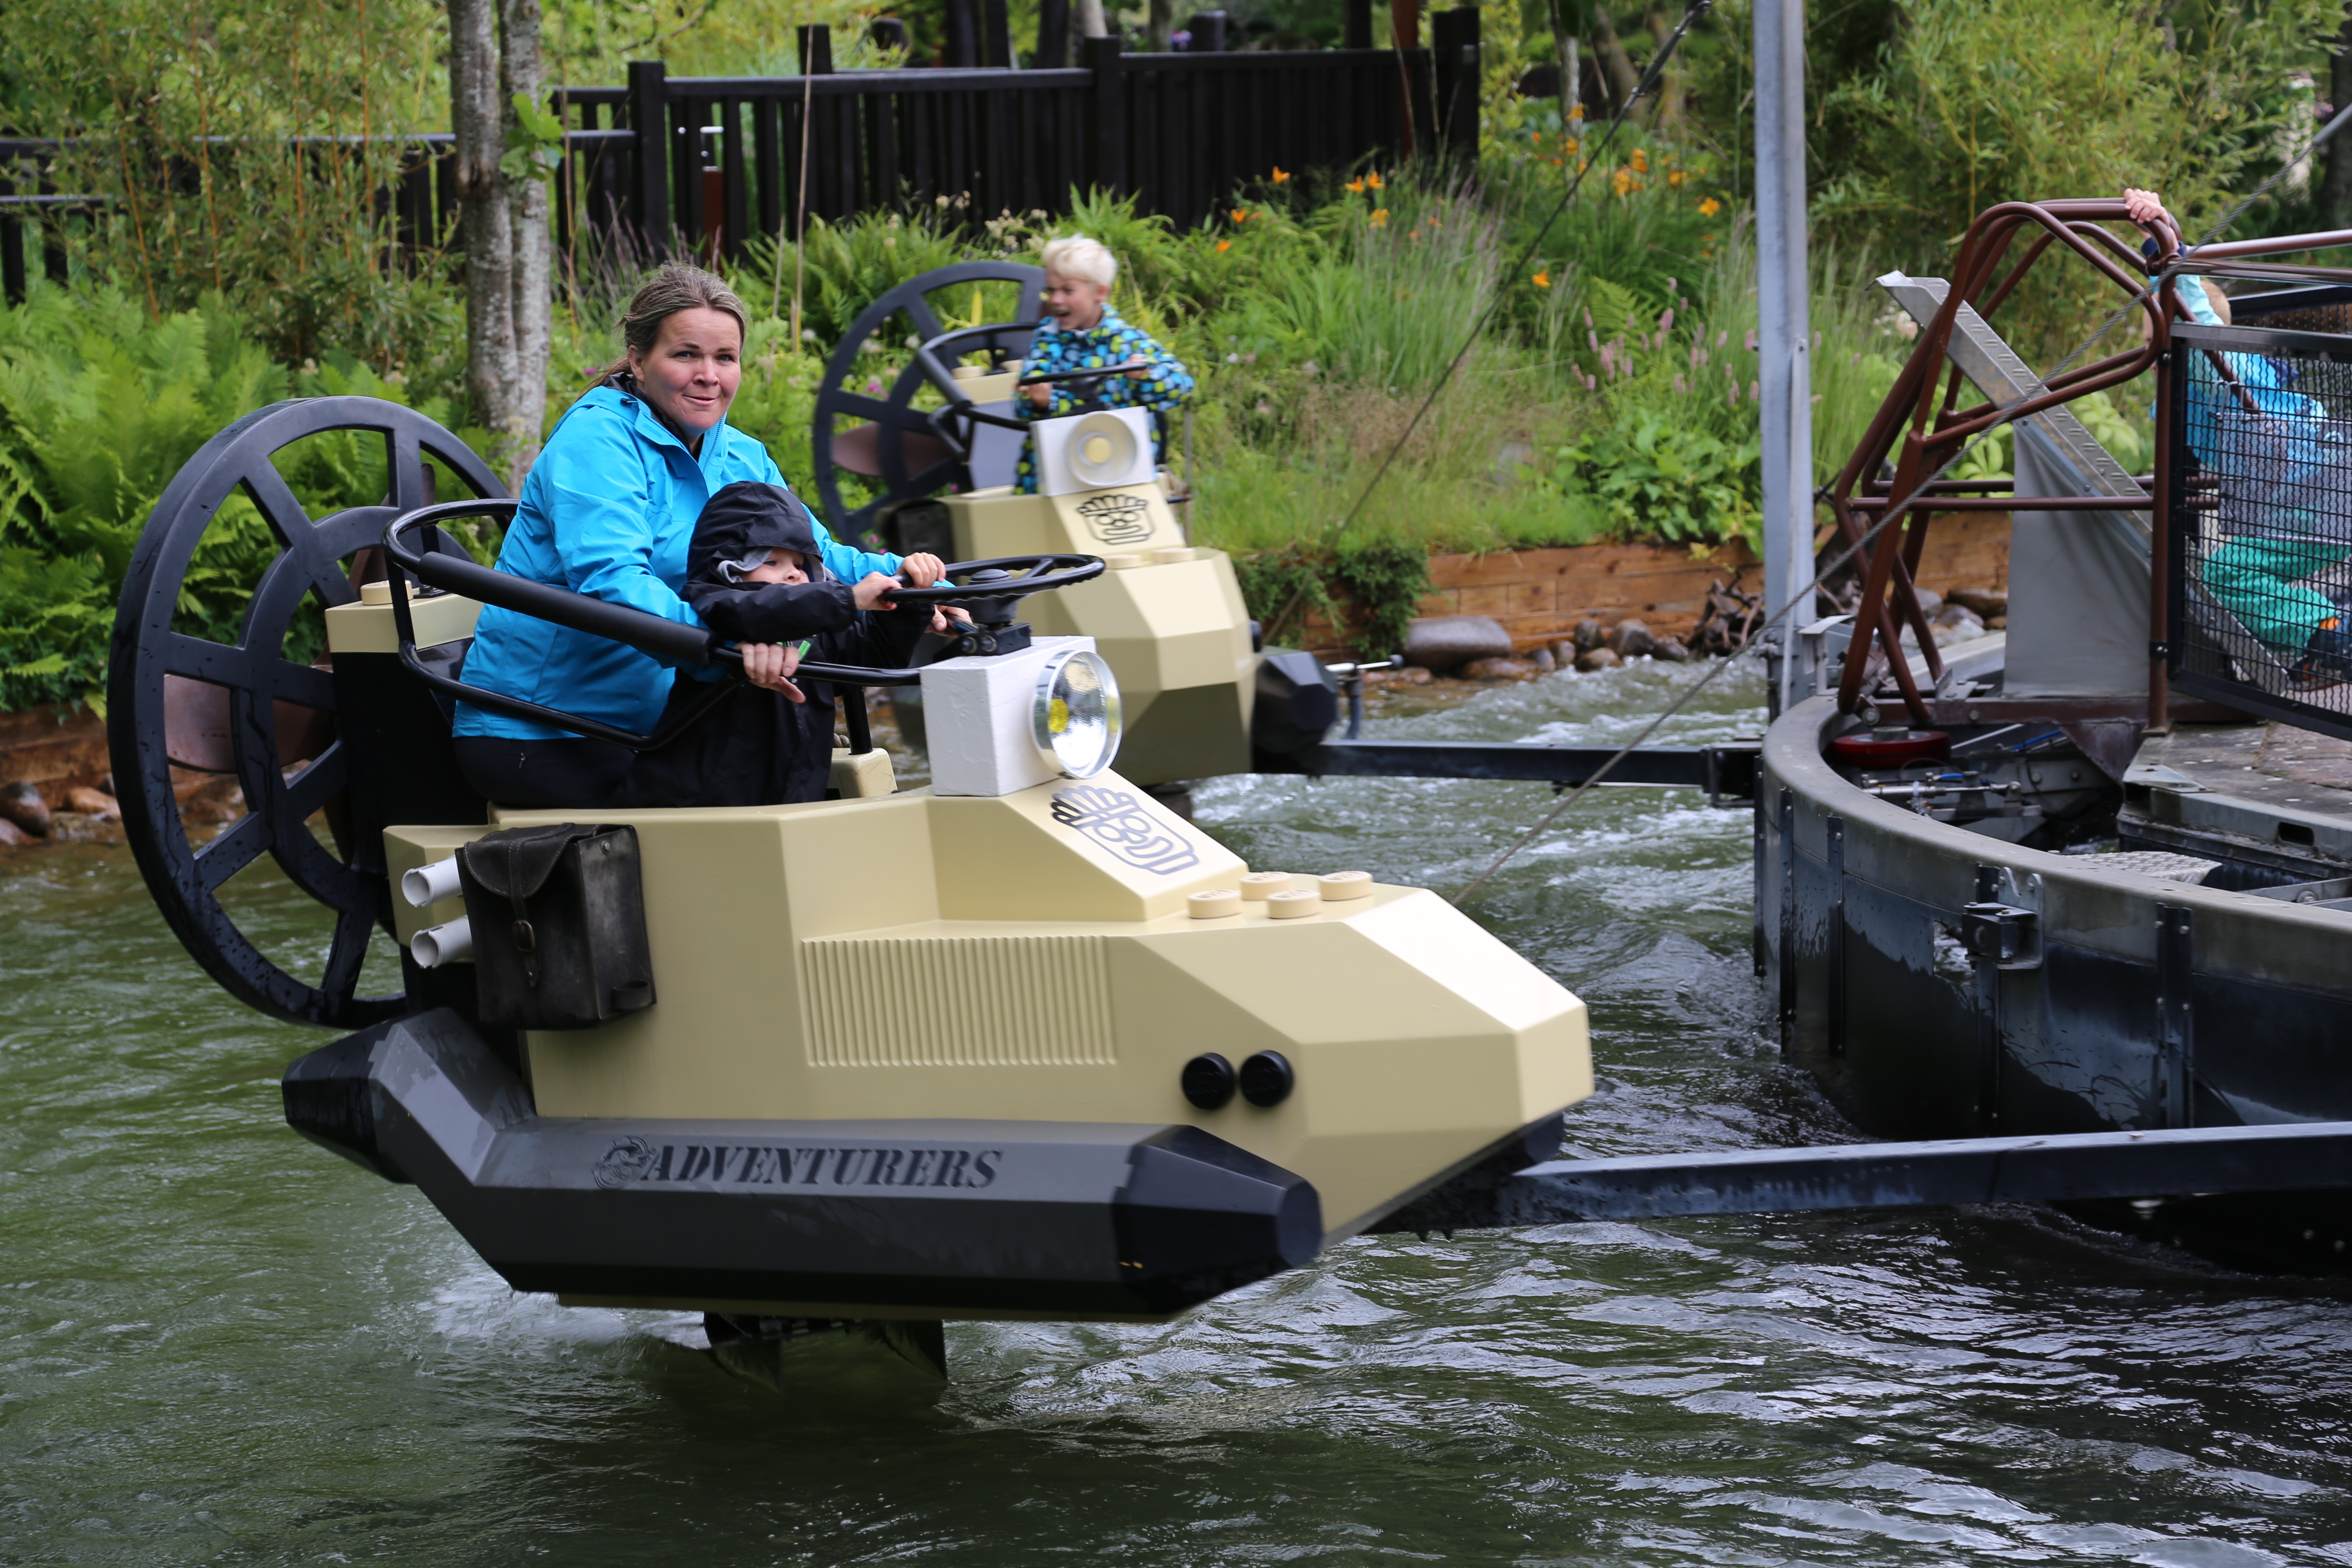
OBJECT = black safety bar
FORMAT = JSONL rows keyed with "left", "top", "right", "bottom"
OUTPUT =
{"left": 379, "top": 501, "right": 923, "bottom": 754}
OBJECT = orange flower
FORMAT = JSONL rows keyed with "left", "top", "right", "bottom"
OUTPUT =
{"left": 1345, "top": 177, "right": 1366, "bottom": 194}
{"left": 1531, "top": 129, "right": 1542, "bottom": 143}
{"left": 1366, "top": 171, "right": 1384, "bottom": 190}
{"left": 1698, "top": 196, "right": 1722, "bottom": 217}
{"left": 1216, "top": 239, "right": 1232, "bottom": 252}
{"left": 1631, "top": 147, "right": 1649, "bottom": 174}
{"left": 1611, "top": 167, "right": 1634, "bottom": 197}
{"left": 1369, "top": 208, "right": 1389, "bottom": 227}
{"left": 1271, "top": 166, "right": 1290, "bottom": 184}
{"left": 1568, "top": 103, "right": 1585, "bottom": 121}
{"left": 1666, "top": 169, "right": 1685, "bottom": 188}
{"left": 1533, "top": 270, "right": 1551, "bottom": 288}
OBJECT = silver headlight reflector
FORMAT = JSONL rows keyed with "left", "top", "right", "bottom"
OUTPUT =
{"left": 1032, "top": 646, "right": 1122, "bottom": 778}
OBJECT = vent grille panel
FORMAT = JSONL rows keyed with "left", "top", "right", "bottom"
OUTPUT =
{"left": 800, "top": 934, "right": 1116, "bottom": 1066}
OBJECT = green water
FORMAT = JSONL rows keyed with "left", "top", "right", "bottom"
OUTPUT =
{"left": 6, "top": 662, "right": 2351, "bottom": 1564}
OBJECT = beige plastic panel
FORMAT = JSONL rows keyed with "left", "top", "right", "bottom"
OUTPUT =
{"left": 383, "top": 823, "right": 494, "bottom": 947}
{"left": 828, "top": 747, "right": 897, "bottom": 798}
{"left": 946, "top": 488, "right": 1255, "bottom": 786}
{"left": 325, "top": 594, "right": 482, "bottom": 655}
{"left": 401, "top": 770, "right": 1591, "bottom": 1247}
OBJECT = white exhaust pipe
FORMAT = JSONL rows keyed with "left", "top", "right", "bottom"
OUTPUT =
{"left": 410, "top": 916, "right": 473, "bottom": 969}
{"left": 402, "top": 855, "right": 463, "bottom": 909}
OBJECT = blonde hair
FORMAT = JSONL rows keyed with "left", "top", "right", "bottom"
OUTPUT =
{"left": 594, "top": 263, "right": 751, "bottom": 384}
{"left": 1041, "top": 236, "right": 1118, "bottom": 288}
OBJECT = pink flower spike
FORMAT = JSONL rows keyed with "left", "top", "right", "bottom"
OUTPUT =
{"left": 1717, "top": 328, "right": 1728, "bottom": 347}
{"left": 1744, "top": 328, "right": 1757, "bottom": 352}
{"left": 1660, "top": 307, "right": 1675, "bottom": 333}
{"left": 1748, "top": 380, "right": 1760, "bottom": 401}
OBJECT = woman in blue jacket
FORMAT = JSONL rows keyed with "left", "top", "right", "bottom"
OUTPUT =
{"left": 452, "top": 264, "right": 931, "bottom": 808}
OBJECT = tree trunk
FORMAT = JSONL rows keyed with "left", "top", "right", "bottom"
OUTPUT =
{"left": 1147, "top": 0, "right": 1172, "bottom": 49}
{"left": 447, "top": 0, "right": 549, "bottom": 489}
{"left": 2327, "top": 8, "right": 2352, "bottom": 233}
{"left": 500, "top": 0, "right": 550, "bottom": 481}
{"left": 1589, "top": 5, "right": 1638, "bottom": 119}
{"left": 1645, "top": 6, "right": 1679, "bottom": 129}
{"left": 1076, "top": 0, "right": 1107, "bottom": 37}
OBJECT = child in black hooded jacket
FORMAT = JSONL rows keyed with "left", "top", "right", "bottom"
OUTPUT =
{"left": 613, "top": 480, "right": 949, "bottom": 808}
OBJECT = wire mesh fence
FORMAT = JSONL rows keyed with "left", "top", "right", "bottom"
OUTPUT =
{"left": 2168, "top": 299, "right": 2352, "bottom": 736}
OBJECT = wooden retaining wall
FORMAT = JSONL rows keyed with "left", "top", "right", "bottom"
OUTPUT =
{"left": 1297, "top": 515, "right": 2012, "bottom": 657}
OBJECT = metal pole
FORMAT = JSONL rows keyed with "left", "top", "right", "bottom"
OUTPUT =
{"left": 1754, "top": 0, "right": 1812, "bottom": 716}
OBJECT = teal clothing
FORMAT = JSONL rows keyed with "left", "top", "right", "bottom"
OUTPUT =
{"left": 453, "top": 385, "right": 899, "bottom": 741}
{"left": 2205, "top": 536, "right": 2348, "bottom": 651}
{"left": 1011, "top": 307, "right": 1193, "bottom": 493}
{"left": 2171, "top": 276, "right": 2352, "bottom": 655}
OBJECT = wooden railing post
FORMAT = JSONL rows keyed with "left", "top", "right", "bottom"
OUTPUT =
{"left": 627, "top": 59, "right": 672, "bottom": 256}
{"left": 1344, "top": 0, "right": 1372, "bottom": 49}
{"left": 796, "top": 22, "right": 835, "bottom": 73}
{"left": 1036, "top": 0, "right": 1071, "bottom": 67}
{"left": 1084, "top": 35, "right": 1126, "bottom": 196}
{"left": 945, "top": 0, "right": 981, "bottom": 67}
{"left": 983, "top": 0, "right": 1015, "bottom": 65}
{"left": 1185, "top": 10, "right": 1228, "bottom": 49}
{"left": 1432, "top": 6, "right": 1479, "bottom": 162}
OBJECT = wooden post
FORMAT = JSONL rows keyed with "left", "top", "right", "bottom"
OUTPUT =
{"left": 1036, "top": 0, "right": 1071, "bottom": 68}
{"left": 983, "top": 0, "right": 1015, "bottom": 65}
{"left": 627, "top": 59, "right": 671, "bottom": 257}
{"left": 1391, "top": 0, "right": 1420, "bottom": 50}
{"left": 1184, "top": 9, "right": 1227, "bottom": 49}
{"left": 1084, "top": 35, "right": 1125, "bottom": 194}
{"left": 1431, "top": 6, "right": 1478, "bottom": 161}
{"left": 944, "top": 0, "right": 980, "bottom": 67}
{"left": 869, "top": 16, "right": 910, "bottom": 55}
{"left": 796, "top": 22, "right": 835, "bottom": 73}
{"left": 1344, "top": 0, "right": 1372, "bottom": 49}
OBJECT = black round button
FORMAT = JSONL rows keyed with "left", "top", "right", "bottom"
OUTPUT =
{"left": 1180, "top": 1052, "right": 1236, "bottom": 1109}
{"left": 1238, "top": 1050, "right": 1295, "bottom": 1107}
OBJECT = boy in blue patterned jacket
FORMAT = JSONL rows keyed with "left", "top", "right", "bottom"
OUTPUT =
{"left": 1012, "top": 235, "right": 1195, "bottom": 493}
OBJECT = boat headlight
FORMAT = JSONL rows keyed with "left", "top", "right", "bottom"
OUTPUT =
{"left": 1032, "top": 646, "right": 1122, "bottom": 778}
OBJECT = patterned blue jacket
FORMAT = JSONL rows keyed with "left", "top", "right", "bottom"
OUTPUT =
{"left": 1012, "top": 307, "right": 1194, "bottom": 493}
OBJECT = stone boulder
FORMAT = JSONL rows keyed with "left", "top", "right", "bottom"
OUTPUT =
{"left": 1576, "top": 646, "right": 1621, "bottom": 672}
{"left": 1461, "top": 656, "right": 1535, "bottom": 680}
{"left": 1402, "top": 615, "right": 1513, "bottom": 673}
{"left": 1572, "top": 617, "right": 1608, "bottom": 653}
{"left": 1947, "top": 586, "right": 2007, "bottom": 619}
{"left": 1653, "top": 640, "right": 1691, "bottom": 663}
{"left": 1607, "top": 619, "right": 1655, "bottom": 658}
{"left": 67, "top": 786, "right": 120, "bottom": 821}
{"left": 1528, "top": 646, "right": 1557, "bottom": 673}
{"left": 0, "top": 781, "right": 50, "bottom": 837}
{"left": 0, "top": 817, "right": 27, "bottom": 848}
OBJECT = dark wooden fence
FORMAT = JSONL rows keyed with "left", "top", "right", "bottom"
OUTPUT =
{"left": 0, "top": 17, "right": 1481, "bottom": 301}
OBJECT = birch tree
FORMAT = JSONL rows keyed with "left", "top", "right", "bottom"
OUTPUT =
{"left": 448, "top": 0, "right": 553, "bottom": 485}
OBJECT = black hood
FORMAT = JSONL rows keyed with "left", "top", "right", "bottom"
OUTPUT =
{"left": 692, "top": 481, "right": 830, "bottom": 586}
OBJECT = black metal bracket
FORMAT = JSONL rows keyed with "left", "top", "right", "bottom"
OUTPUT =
{"left": 1373, "top": 1121, "right": 2352, "bottom": 1232}
{"left": 1960, "top": 901, "right": 2042, "bottom": 969}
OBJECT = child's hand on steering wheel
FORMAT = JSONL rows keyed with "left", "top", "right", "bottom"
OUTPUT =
{"left": 740, "top": 641, "right": 806, "bottom": 703}
{"left": 898, "top": 553, "right": 946, "bottom": 588}
{"left": 851, "top": 572, "right": 901, "bottom": 612}
{"left": 928, "top": 604, "right": 974, "bottom": 636}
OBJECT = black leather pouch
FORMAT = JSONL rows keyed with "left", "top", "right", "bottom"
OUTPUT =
{"left": 458, "top": 823, "right": 655, "bottom": 1030}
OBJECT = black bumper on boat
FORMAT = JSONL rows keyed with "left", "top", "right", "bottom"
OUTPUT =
{"left": 282, "top": 1009, "right": 1323, "bottom": 1318}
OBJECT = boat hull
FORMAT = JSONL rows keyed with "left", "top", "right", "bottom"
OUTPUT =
{"left": 1759, "top": 695, "right": 2352, "bottom": 1270}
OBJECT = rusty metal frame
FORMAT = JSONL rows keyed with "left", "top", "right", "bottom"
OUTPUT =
{"left": 1826, "top": 199, "right": 2352, "bottom": 732}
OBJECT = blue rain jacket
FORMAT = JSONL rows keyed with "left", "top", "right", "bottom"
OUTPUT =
{"left": 453, "top": 386, "right": 900, "bottom": 741}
